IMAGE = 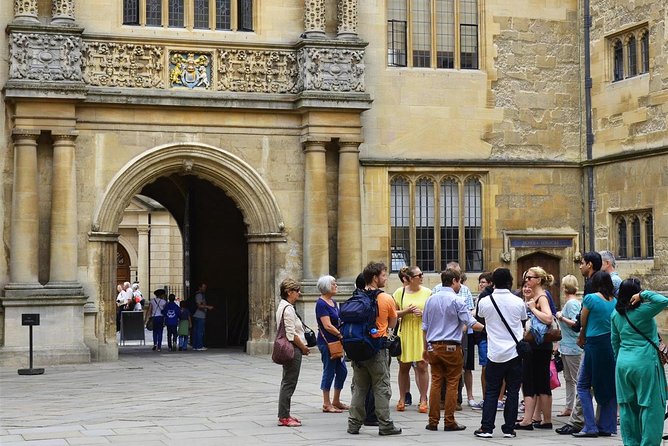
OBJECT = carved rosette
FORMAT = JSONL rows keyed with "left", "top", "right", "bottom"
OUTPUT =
{"left": 14, "top": 0, "right": 39, "bottom": 23}
{"left": 82, "top": 42, "right": 164, "bottom": 88}
{"left": 9, "top": 32, "right": 83, "bottom": 81}
{"left": 298, "top": 47, "right": 365, "bottom": 92}
{"left": 304, "top": 0, "right": 326, "bottom": 38}
{"left": 52, "top": 0, "right": 76, "bottom": 25}
{"left": 218, "top": 50, "right": 298, "bottom": 93}
{"left": 337, "top": 0, "right": 358, "bottom": 39}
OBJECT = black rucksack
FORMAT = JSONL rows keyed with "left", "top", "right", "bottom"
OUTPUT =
{"left": 339, "top": 288, "right": 383, "bottom": 361}
{"left": 186, "top": 296, "right": 198, "bottom": 316}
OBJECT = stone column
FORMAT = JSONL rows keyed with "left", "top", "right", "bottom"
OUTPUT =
{"left": 52, "top": 0, "right": 76, "bottom": 25}
{"left": 337, "top": 0, "right": 358, "bottom": 40}
{"left": 302, "top": 140, "right": 329, "bottom": 279}
{"left": 304, "top": 0, "right": 326, "bottom": 39}
{"left": 48, "top": 133, "right": 79, "bottom": 286}
{"left": 14, "top": 0, "right": 39, "bottom": 23}
{"left": 337, "top": 141, "right": 362, "bottom": 279}
{"left": 8, "top": 130, "right": 40, "bottom": 287}
{"left": 137, "top": 226, "right": 149, "bottom": 288}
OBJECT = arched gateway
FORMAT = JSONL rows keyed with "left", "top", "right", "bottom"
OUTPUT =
{"left": 88, "top": 143, "right": 286, "bottom": 360}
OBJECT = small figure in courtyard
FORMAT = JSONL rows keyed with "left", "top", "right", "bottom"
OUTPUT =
{"left": 164, "top": 294, "right": 181, "bottom": 352}
{"left": 178, "top": 300, "right": 192, "bottom": 351}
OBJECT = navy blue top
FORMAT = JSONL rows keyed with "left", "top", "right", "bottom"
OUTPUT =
{"left": 164, "top": 302, "right": 181, "bottom": 326}
{"left": 315, "top": 298, "right": 340, "bottom": 346}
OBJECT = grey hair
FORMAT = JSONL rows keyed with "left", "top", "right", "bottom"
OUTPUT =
{"left": 317, "top": 275, "right": 337, "bottom": 294}
{"left": 599, "top": 250, "right": 616, "bottom": 268}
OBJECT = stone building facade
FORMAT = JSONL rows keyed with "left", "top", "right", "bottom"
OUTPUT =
{"left": 0, "top": 0, "right": 665, "bottom": 366}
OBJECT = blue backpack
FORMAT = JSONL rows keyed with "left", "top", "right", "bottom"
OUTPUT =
{"left": 340, "top": 288, "right": 383, "bottom": 361}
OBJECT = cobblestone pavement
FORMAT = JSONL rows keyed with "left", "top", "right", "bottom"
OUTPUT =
{"left": 0, "top": 341, "right": 632, "bottom": 445}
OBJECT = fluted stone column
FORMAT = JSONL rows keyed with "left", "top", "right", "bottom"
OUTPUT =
{"left": 14, "top": 0, "right": 39, "bottom": 23}
{"left": 137, "top": 226, "right": 149, "bottom": 288}
{"left": 302, "top": 141, "right": 329, "bottom": 278}
{"left": 337, "top": 0, "right": 358, "bottom": 40}
{"left": 52, "top": 0, "right": 76, "bottom": 25}
{"left": 48, "top": 133, "right": 79, "bottom": 286}
{"left": 9, "top": 130, "right": 40, "bottom": 287}
{"left": 337, "top": 141, "right": 362, "bottom": 279}
{"left": 304, "top": 0, "right": 326, "bottom": 39}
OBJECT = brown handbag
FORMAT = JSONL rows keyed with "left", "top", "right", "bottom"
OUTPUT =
{"left": 272, "top": 306, "right": 295, "bottom": 365}
{"left": 327, "top": 340, "right": 344, "bottom": 360}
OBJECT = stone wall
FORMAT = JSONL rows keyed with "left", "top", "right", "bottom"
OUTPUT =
{"left": 590, "top": 0, "right": 668, "bottom": 155}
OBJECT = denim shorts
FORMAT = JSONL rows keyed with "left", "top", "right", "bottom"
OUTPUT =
{"left": 478, "top": 339, "right": 488, "bottom": 367}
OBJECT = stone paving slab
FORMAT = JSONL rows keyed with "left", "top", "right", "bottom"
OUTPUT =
{"left": 0, "top": 343, "right": 634, "bottom": 445}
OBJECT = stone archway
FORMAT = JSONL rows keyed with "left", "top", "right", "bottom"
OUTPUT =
{"left": 88, "top": 143, "right": 286, "bottom": 360}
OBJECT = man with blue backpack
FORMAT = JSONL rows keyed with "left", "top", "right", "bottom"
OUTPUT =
{"left": 344, "top": 262, "right": 401, "bottom": 436}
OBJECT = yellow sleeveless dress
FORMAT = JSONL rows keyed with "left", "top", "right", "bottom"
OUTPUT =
{"left": 393, "top": 286, "right": 432, "bottom": 363}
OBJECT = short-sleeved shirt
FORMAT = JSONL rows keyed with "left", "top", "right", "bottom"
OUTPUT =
{"left": 194, "top": 291, "right": 207, "bottom": 319}
{"left": 164, "top": 302, "right": 181, "bottom": 326}
{"left": 315, "top": 298, "right": 340, "bottom": 345}
{"left": 374, "top": 292, "right": 397, "bottom": 338}
{"left": 583, "top": 292, "right": 617, "bottom": 337}
{"left": 477, "top": 289, "right": 527, "bottom": 363}
{"left": 559, "top": 298, "right": 583, "bottom": 355}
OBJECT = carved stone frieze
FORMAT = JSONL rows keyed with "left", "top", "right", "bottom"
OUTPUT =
{"left": 82, "top": 42, "right": 164, "bottom": 88}
{"left": 337, "top": 0, "right": 358, "bottom": 39}
{"left": 170, "top": 52, "right": 211, "bottom": 89}
{"left": 52, "top": 0, "right": 76, "bottom": 24}
{"left": 9, "top": 32, "right": 83, "bottom": 81}
{"left": 14, "top": 0, "right": 38, "bottom": 22}
{"left": 218, "top": 50, "right": 299, "bottom": 93}
{"left": 298, "top": 47, "right": 365, "bottom": 92}
{"left": 304, "top": 0, "right": 326, "bottom": 38}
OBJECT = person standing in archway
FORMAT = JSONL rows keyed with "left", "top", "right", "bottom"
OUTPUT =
{"left": 193, "top": 283, "right": 214, "bottom": 351}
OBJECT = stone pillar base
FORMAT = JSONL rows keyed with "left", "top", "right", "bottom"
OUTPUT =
{"left": 246, "top": 339, "right": 272, "bottom": 355}
{"left": 1, "top": 288, "right": 90, "bottom": 366}
{"left": 0, "top": 345, "right": 90, "bottom": 368}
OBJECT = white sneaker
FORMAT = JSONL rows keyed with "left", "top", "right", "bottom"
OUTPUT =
{"left": 496, "top": 401, "right": 505, "bottom": 411}
{"left": 471, "top": 400, "right": 484, "bottom": 410}
{"left": 468, "top": 399, "right": 478, "bottom": 407}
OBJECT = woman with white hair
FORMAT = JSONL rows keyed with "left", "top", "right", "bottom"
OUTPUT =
{"left": 315, "top": 274, "right": 349, "bottom": 413}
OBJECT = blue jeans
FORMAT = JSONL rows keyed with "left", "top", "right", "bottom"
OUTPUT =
{"left": 178, "top": 335, "right": 189, "bottom": 350}
{"left": 192, "top": 317, "right": 205, "bottom": 349}
{"left": 152, "top": 316, "right": 164, "bottom": 348}
{"left": 317, "top": 343, "right": 348, "bottom": 390}
{"left": 577, "top": 355, "right": 617, "bottom": 434}
{"left": 481, "top": 357, "right": 522, "bottom": 434}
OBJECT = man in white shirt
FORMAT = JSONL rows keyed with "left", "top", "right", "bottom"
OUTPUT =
{"left": 474, "top": 268, "right": 526, "bottom": 439}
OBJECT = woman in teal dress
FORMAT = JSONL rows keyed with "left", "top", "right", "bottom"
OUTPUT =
{"left": 611, "top": 278, "right": 668, "bottom": 446}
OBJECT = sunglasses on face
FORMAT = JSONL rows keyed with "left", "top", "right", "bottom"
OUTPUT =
{"left": 411, "top": 273, "right": 424, "bottom": 278}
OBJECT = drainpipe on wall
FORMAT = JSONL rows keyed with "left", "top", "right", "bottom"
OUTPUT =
{"left": 584, "top": 0, "right": 595, "bottom": 252}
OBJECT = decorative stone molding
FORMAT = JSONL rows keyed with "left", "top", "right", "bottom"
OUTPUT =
{"left": 9, "top": 32, "right": 83, "bottom": 81}
{"left": 82, "top": 42, "right": 164, "bottom": 88}
{"left": 52, "top": 0, "right": 76, "bottom": 25}
{"left": 14, "top": 0, "right": 39, "bottom": 23}
{"left": 170, "top": 52, "right": 211, "bottom": 89}
{"left": 304, "top": 0, "right": 326, "bottom": 38}
{"left": 218, "top": 50, "right": 299, "bottom": 93}
{"left": 298, "top": 47, "right": 365, "bottom": 92}
{"left": 337, "top": 0, "right": 358, "bottom": 39}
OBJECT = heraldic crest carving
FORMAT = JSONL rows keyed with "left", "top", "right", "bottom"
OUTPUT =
{"left": 170, "top": 52, "right": 211, "bottom": 89}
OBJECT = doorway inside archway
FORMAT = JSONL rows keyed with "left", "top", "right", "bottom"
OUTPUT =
{"left": 517, "top": 252, "right": 561, "bottom": 309}
{"left": 139, "top": 174, "right": 249, "bottom": 348}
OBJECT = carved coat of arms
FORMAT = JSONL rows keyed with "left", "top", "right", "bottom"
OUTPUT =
{"left": 170, "top": 53, "right": 210, "bottom": 89}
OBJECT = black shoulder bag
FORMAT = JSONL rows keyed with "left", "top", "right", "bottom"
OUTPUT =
{"left": 489, "top": 294, "right": 531, "bottom": 359}
{"left": 622, "top": 313, "right": 668, "bottom": 365}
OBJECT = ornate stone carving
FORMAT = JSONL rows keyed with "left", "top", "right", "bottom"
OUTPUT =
{"left": 170, "top": 52, "right": 211, "bottom": 89}
{"left": 14, "top": 0, "right": 38, "bottom": 22}
{"left": 52, "top": 0, "right": 76, "bottom": 24}
{"left": 304, "top": 0, "right": 326, "bottom": 38}
{"left": 9, "top": 32, "right": 83, "bottom": 81}
{"left": 298, "top": 47, "right": 365, "bottom": 92}
{"left": 218, "top": 50, "right": 299, "bottom": 93}
{"left": 82, "top": 42, "right": 164, "bottom": 88}
{"left": 337, "top": 0, "right": 358, "bottom": 39}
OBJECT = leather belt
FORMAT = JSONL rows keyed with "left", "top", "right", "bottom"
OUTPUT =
{"left": 430, "top": 340, "right": 460, "bottom": 345}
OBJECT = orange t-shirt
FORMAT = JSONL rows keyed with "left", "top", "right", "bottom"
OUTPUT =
{"left": 374, "top": 292, "right": 398, "bottom": 338}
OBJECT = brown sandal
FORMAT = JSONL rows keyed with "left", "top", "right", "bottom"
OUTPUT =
{"left": 322, "top": 405, "right": 342, "bottom": 413}
{"left": 333, "top": 402, "right": 349, "bottom": 410}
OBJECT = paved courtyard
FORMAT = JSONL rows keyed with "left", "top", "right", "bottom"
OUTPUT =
{"left": 0, "top": 339, "right": 637, "bottom": 445}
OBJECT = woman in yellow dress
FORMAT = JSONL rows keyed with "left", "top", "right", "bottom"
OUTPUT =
{"left": 393, "top": 265, "right": 432, "bottom": 413}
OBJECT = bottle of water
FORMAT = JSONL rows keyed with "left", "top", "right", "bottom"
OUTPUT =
{"left": 370, "top": 328, "right": 378, "bottom": 335}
